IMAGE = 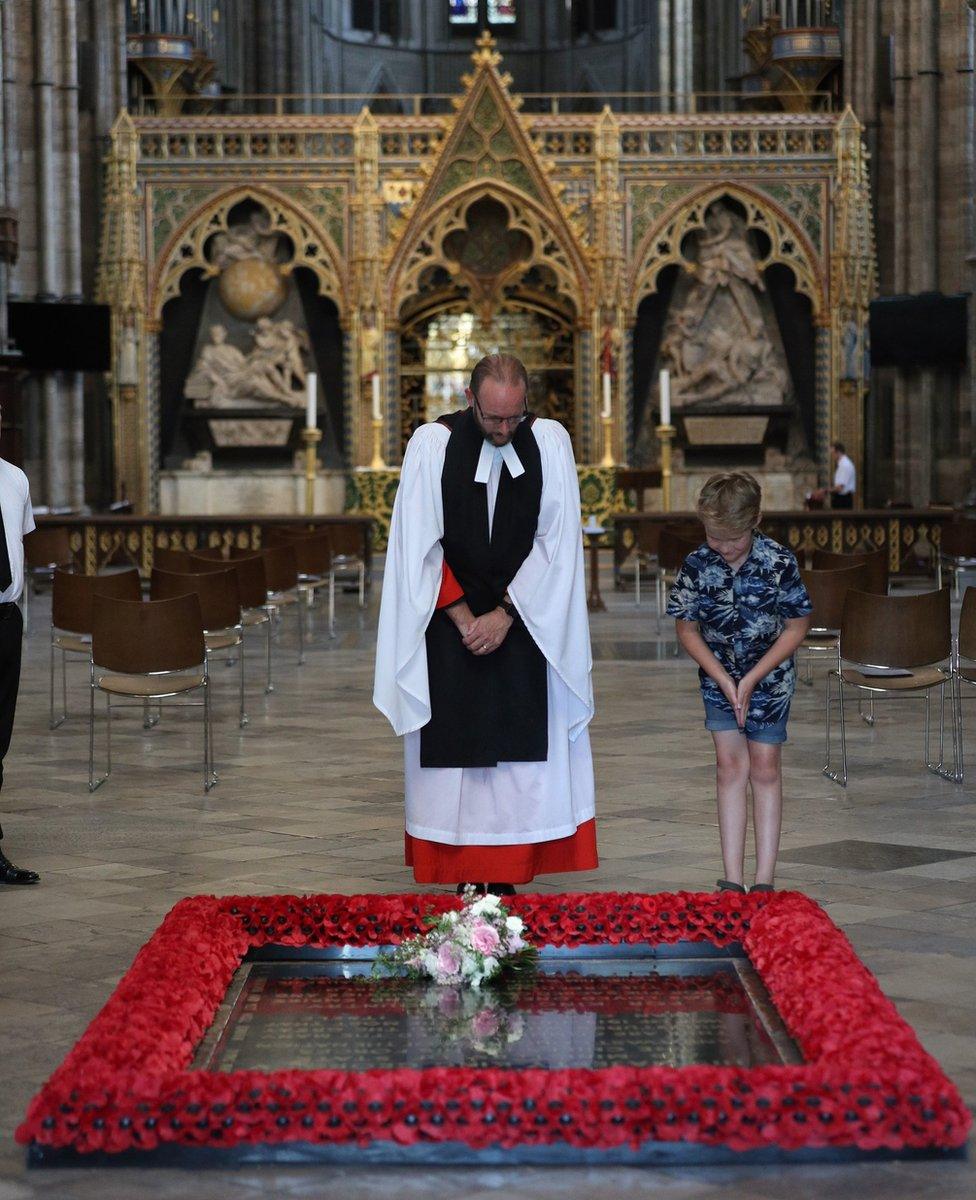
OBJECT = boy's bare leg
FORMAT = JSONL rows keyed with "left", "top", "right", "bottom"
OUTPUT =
{"left": 748, "top": 741, "right": 783, "bottom": 886}
{"left": 712, "top": 730, "right": 750, "bottom": 885}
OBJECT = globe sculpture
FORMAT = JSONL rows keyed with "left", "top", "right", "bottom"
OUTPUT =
{"left": 217, "top": 256, "right": 287, "bottom": 321}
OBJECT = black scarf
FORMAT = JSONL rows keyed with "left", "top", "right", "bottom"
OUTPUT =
{"left": 420, "top": 409, "right": 548, "bottom": 769}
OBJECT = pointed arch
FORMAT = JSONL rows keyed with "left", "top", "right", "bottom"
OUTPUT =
{"left": 384, "top": 39, "right": 590, "bottom": 320}
{"left": 362, "top": 64, "right": 404, "bottom": 114}
{"left": 149, "top": 185, "right": 346, "bottom": 320}
{"left": 629, "top": 182, "right": 827, "bottom": 319}
{"left": 387, "top": 182, "right": 588, "bottom": 321}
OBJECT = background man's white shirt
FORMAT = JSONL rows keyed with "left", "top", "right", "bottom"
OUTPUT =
{"left": 833, "top": 454, "right": 856, "bottom": 496}
{"left": 0, "top": 460, "right": 36, "bottom": 604}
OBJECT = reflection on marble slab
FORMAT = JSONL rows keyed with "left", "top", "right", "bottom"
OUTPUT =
{"left": 194, "top": 957, "right": 792, "bottom": 1074}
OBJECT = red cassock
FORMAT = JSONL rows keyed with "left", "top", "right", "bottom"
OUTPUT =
{"left": 403, "top": 561, "right": 597, "bottom": 885}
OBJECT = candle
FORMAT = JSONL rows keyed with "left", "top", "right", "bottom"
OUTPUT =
{"left": 659, "top": 368, "right": 671, "bottom": 427}
{"left": 305, "top": 372, "right": 317, "bottom": 429}
{"left": 371, "top": 372, "right": 382, "bottom": 422}
{"left": 601, "top": 371, "right": 612, "bottom": 419}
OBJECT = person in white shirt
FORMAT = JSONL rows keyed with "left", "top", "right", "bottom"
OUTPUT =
{"left": 829, "top": 441, "right": 856, "bottom": 510}
{"left": 0, "top": 431, "right": 39, "bottom": 885}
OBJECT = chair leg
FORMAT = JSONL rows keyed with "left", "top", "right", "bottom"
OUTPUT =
{"left": 358, "top": 563, "right": 366, "bottom": 608}
{"left": 265, "top": 607, "right": 275, "bottom": 693}
{"left": 634, "top": 560, "right": 640, "bottom": 607}
{"left": 239, "top": 637, "right": 248, "bottom": 729}
{"left": 823, "top": 672, "right": 848, "bottom": 787}
{"left": 297, "top": 596, "right": 305, "bottom": 666}
{"left": 936, "top": 558, "right": 942, "bottom": 591}
{"left": 925, "top": 682, "right": 957, "bottom": 781}
{"left": 329, "top": 572, "right": 336, "bottom": 639}
{"left": 89, "top": 681, "right": 110, "bottom": 792}
{"left": 956, "top": 672, "right": 965, "bottom": 784}
{"left": 858, "top": 694, "right": 875, "bottom": 726}
{"left": 203, "top": 677, "right": 216, "bottom": 792}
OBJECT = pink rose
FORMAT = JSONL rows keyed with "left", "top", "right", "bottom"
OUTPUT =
{"left": 470, "top": 922, "right": 501, "bottom": 956}
{"left": 436, "top": 941, "right": 462, "bottom": 977}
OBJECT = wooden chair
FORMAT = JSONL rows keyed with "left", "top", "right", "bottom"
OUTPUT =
{"left": 227, "top": 550, "right": 275, "bottom": 693}
{"left": 811, "top": 547, "right": 888, "bottom": 595}
{"left": 949, "top": 586, "right": 976, "bottom": 783}
{"left": 89, "top": 594, "right": 214, "bottom": 793}
{"left": 658, "top": 526, "right": 703, "bottom": 618}
{"left": 49, "top": 568, "right": 142, "bottom": 729}
{"left": 287, "top": 533, "right": 337, "bottom": 637}
{"left": 797, "top": 563, "right": 868, "bottom": 685}
{"left": 260, "top": 543, "right": 305, "bottom": 670}
{"left": 936, "top": 521, "right": 976, "bottom": 598}
{"left": 153, "top": 547, "right": 195, "bottom": 573}
{"left": 23, "top": 527, "right": 73, "bottom": 629}
{"left": 824, "top": 587, "right": 955, "bottom": 788}
{"left": 632, "top": 521, "right": 661, "bottom": 610}
{"left": 327, "top": 523, "right": 367, "bottom": 610}
{"left": 151, "top": 567, "right": 247, "bottom": 727}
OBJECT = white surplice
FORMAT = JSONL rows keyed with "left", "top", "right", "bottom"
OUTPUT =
{"left": 373, "top": 416, "right": 595, "bottom": 846}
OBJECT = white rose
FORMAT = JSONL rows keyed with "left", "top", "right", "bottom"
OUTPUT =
{"left": 505, "top": 915, "right": 523, "bottom": 934}
{"left": 471, "top": 893, "right": 501, "bottom": 916}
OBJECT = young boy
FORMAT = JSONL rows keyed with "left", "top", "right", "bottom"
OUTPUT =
{"left": 666, "top": 473, "right": 811, "bottom": 894}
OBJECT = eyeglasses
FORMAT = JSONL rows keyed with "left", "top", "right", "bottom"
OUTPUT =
{"left": 473, "top": 395, "right": 529, "bottom": 430}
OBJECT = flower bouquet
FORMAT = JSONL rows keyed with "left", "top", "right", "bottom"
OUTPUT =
{"left": 375, "top": 887, "right": 536, "bottom": 988}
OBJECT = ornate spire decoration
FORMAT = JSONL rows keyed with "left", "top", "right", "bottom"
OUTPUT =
{"left": 96, "top": 110, "right": 145, "bottom": 316}
{"left": 385, "top": 34, "right": 589, "bottom": 319}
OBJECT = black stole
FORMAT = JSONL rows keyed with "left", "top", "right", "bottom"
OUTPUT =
{"left": 420, "top": 408, "right": 548, "bottom": 769}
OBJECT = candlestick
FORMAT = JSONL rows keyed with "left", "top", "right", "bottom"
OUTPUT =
{"left": 659, "top": 368, "right": 671, "bottom": 427}
{"left": 656, "top": 423, "right": 676, "bottom": 513}
{"left": 600, "top": 415, "right": 615, "bottom": 467}
{"left": 301, "top": 426, "right": 322, "bottom": 515}
{"left": 601, "top": 370, "right": 612, "bottom": 420}
{"left": 305, "top": 372, "right": 317, "bottom": 430}
{"left": 371, "top": 372, "right": 382, "bottom": 422}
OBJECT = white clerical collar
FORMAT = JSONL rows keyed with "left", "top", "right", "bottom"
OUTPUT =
{"left": 474, "top": 438, "right": 525, "bottom": 483}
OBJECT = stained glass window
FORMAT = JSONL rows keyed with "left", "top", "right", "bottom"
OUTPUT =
{"left": 487, "top": 0, "right": 517, "bottom": 23}
{"left": 449, "top": 0, "right": 516, "bottom": 26}
{"left": 448, "top": 0, "right": 477, "bottom": 24}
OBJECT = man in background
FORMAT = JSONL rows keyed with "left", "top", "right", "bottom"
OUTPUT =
{"left": 828, "top": 441, "right": 856, "bottom": 509}
{"left": 0, "top": 411, "right": 39, "bottom": 885}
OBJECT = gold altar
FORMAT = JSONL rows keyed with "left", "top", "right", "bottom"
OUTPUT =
{"left": 97, "top": 33, "right": 876, "bottom": 517}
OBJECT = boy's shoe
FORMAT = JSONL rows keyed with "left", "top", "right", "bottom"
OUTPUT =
{"left": 749, "top": 883, "right": 775, "bottom": 893}
{"left": 716, "top": 879, "right": 746, "bottom": 893}
{"left": 487, "top": 883, "right": 516, "bottom": 897}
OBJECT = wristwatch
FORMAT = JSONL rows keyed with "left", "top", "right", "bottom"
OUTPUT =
{"left": 499, "top": 598, "right": 517, "bottom": 618}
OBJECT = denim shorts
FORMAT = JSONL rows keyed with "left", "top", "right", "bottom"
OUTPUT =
{"left": 703, "top": 701, "right": 790, "bottom": 745}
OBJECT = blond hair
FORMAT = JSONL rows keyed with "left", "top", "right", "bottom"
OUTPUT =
{"left": 696, "top": 472, "right": 762, "bottom": 533}
{"left": 469, "top": 353, "right": 529, "bottom": 400}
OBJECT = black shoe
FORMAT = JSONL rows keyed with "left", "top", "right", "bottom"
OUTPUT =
{"left": 487, "top": 883, "right": 516, "bottom": 897}
{"left": 716, "top": 879, "right": 746, "bottom": 894}
{"left": 0, "top": 849, "right": 40, "bottom": 885}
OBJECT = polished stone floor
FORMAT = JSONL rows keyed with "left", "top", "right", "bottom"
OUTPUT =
{"left": 0, "top": 557, "right": 973, "bottom": 1199}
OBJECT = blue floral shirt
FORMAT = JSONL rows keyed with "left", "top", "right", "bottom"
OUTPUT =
{"left": 666, "top": 531, "right": 812, "bottom": 727}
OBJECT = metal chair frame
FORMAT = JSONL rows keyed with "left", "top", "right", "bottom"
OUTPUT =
{"left": 89, "top": 662, "right": 215, "bottom": 794}
{"left": 823, "top": 642, "right": 957, "bottom": 788}
{"left": 936, "top": 553, "right": 976, "bottom": 599}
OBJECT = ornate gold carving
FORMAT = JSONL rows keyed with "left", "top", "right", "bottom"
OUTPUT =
{"left": 150, "top": 187, "right": 345, "bottom": 319}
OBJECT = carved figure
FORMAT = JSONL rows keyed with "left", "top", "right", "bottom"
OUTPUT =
{"left": 210, "top": 211, "right": 279, "bottom": 269}
{"left": 183, "top": 325, "right": 249, "bottom": 407}
{"left": 184, "top": 318, "right": 310, "bottom": 409}
{"left": 655, "top": 201, "right": 790, "bottom": 411}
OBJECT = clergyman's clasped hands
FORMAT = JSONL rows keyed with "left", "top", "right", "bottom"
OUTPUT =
{"left": 461, "top": 606, "right": 514, "bottom": 656}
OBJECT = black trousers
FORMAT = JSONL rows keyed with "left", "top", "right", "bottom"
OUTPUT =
{"left": 830, "top": 493, "right": 854, "bottom": 510}
{"left": 0, "top": 604, "right": 24, "bottom": 842}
